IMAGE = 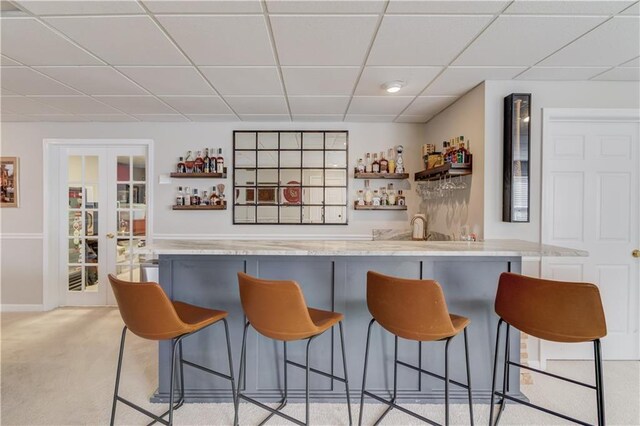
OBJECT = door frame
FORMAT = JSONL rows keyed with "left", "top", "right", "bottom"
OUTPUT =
{"left": 43, "top": 139, "right": 154, "bottom": 309}
{"left": 540, "top": 108, "right": 640, "bottom": 364}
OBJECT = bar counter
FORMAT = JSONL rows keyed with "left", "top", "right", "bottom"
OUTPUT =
{"left": 148, "top": 239, "right": 585, "bottom": 403}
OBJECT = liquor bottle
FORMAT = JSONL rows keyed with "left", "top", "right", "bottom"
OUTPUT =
{"left": 202, "top": 190, "right": 209, "bottom": 205}
{"left": 210, "top": 188, "right": 219, "bottom": 206}
{"left": 397, "top": 190, "right": 406, "bottom": 206}
{"left": 379, "top": 151, "right": 388, "bottom": 173}
{"left": 372, "top": 153, "right": 380, "bottom": 173}
{"left": 216, "top": 148, "right": 225, "bottom": 174}
{"left": 388, "top": 183, "right": 396, "bottom": 205}
{"left": 372, "top": 190, "right": 381, "bottom": 206}
{"left": 194, "top": 151, "right": 204, "bottom": 173}
{"left": 184, "top": 186, "right": 191, "bottom": 206}
{"left": 203, "top": 148, "right": 211, "bottom": 173}
{"left": 184, "top": 151, "right": 194, "bottom": 173}
{"left": 356, "top": 189, "right": 364, "bottom": 206}
{"left": 365, "top": 153, "right": 372, "bottom": 173}
{"left": 356, "top": 158, "right": 365, "bottom": 173}
{"left": 209, "top": 147, "right": 217, "bottom": 174}
{"left": 380, "top": 187, "right": 388, "bottom": 205}
{"left": 364, "top": 179, "right": 373, "bottom": 205}
{"left": 387, "top": 148, "right": 396, "bottom": 174}
{"left": 176, "top": 186, "right": 184, "bottom": 206}
{"left": 176, "top": 157, "right": 186, "bottom": 174}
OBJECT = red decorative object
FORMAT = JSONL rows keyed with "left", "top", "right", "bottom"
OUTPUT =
{"left": 283, "top": 181, "right": 301, "bottom": 204}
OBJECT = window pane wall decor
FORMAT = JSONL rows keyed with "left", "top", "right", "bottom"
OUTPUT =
{"left": 233, "top": 131, "right": 348, "bottom": 225}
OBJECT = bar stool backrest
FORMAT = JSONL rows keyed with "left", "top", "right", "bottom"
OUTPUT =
{"left": 108, "top": 274, "right": 188, "bottom": 340}
{"left": 237, "top": 272, "right": 318, "bottom": 341}
{"left": 495, "top": 272, "right": 607, "bottom": 343}
{"left": 366, "top": 271, "right": 456, "bottom": 341}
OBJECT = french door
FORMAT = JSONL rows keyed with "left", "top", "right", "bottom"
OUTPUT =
{"left": 542, "top": 110, "right": 639, "bottom": 360}
{"left": 61, "top": 145, "right": 148, "bottom": 306}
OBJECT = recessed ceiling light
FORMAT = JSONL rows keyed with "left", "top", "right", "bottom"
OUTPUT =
{"left": 382, "top": 81, "right": 405, "bottom": 94}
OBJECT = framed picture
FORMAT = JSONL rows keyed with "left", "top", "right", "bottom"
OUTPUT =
{"left": 1, "top": 157, "right": 19, "bottom": 208}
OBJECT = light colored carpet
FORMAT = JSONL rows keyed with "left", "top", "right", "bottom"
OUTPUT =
{"left": 1, "top": 308, "right": 638, "bottom": 425}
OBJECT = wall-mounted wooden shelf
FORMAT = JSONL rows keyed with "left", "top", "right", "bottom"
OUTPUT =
{"left": 172, "top": 204, "right": 227, "bottom": 210}
{"left": 414, "top": 163, "right": 472, "bottom": 182}
{"left": 170, "top": 171, "right": 227, "bottom": 178}
{"left": 354, "top": 203, "right": 407, "bottom": 211}
{"left": 354, "top": 172, "right": 410, "bottom": 179}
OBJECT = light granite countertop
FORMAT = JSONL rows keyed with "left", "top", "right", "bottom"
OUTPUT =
{"left": 144, "top": 239, "right": 587, "bottom": 257}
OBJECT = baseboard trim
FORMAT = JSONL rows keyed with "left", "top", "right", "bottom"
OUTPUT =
{"left": 152, "top": 233, "right": 372, "bottom": 241}
{"left": 1, "top": 304, "right": 44, "bottom": 312}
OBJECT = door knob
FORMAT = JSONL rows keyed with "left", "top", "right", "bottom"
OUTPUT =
{"left": 633, "top": 249, "right": 640, "bottom": 258}
{"left": 106, "top": 233, "right": 115, "bottom": 239}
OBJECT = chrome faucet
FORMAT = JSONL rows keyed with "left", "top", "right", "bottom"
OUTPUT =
{"left": 411, "top": 215, "right": 430, "bottom": 241}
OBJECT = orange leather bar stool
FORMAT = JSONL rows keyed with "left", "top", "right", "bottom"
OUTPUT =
{"left": 108, "top": 274, "right": 236, "bottom": 426}
{"left": 235, "top": 272, "right": 352, "bottom": 426}
{"left": 489, "top": 272, "right": 607, "bottom": 426}
{"left": 359, "top": 271, "right": 474, "bottom": 426}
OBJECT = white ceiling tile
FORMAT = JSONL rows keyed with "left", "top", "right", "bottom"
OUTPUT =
{"left": 517, "top": 66, "right": 610, "bottom": 80}
{"left": 34, "top": 66, "right": 146, "bottom": 95}
{"left": 1, "top": 67, "right": 81, "bottom": 95}
{"left": 142, "top": 0, "right": 263, "bottom": 14}
{"left": 79, "top": 114, "right": 139, "bottom": 122}
{"left": 270, "top": 15, "right": 379, "bottom": 66}
{"left": 1, "top": 96, "right": 67, "bottom": 114}
{"left": 403, "top": 96, "right": 458, "bottom": 116}
{"left": 117, "top": 67, "right": 214, "bottom": 95}
{"left": 200, "top": 67, "right": 283, "bottom": 95}
{"left": 133, "top": 114, "right": 189, "bottom": 122}
{"left": 282, "top": 67, "right": 360, "bottom": 95}
{"left": 348, "top": 96, "right": 414, "bottom": 115}
{"left": 239, "top": 114, "right": 291, "bottom": 122}
{"left": 621, "top": 1, "right": 639, "bottom": 14}
{"left": 266, "top": 0, "right": 385, "bottom": 13}
{"left": 292, "top": 114, "right": 344, "bottom": 122}
{"left": 44, "top": 16, "right": 189, "bottom": 65}
{"left": 1, "top": 55, "right": 21, "bottom": 66}
{"left": 157, "top": 15, "right": 275, "bottom": 66}
{"left": 26, "top": 114, "right": 88, "bottom": 122}
{"left": 424, "top": 67, "right": 526, "bottom": 95}
{"left": 592, "top": 66, "right": 640, "bottom": 80}
{"left": 1, "top": 114, "right": 36, "bottom": 122}
{"left": 355, "top": 66, "right": 442, "bottom": 95}
{"left": 454, "top": 16, "right": 607, "bottom": 66}
{"left": 94, "top": 96, "right": 177, "bottom": 114}
{"left": 15, "top": 0, "right": 145, "bottom": 15}
{"left": 0, "top": 18, "right": 101, "bottom": 65}
{"left": 503, "top": 0, "right": 634, "bottom": 15}
{"left": 621, "top": 56, "right": 640, "bottom": 66}
{"left": 540, "top": 17, "right": 640, "bottom": 67}
{"left": 225, "top": 96, "right": 289, "bottom": 114}
{"left": 344, "top": 114, "right": 398, "bottom": 122}
{"left": 29, "top": 96, "right": 123, "bottom": 114}
{"left": 368, "top": 15, "right": 493, "bottom": 66}
{"left": 288, "top": 96, "right": 350, "bottom": 114}
{"left": 387, "top": 0, "right": 509, "bottom": 14}
{"left": 395, "top": 115, "right": 428, "bottom": 123}
{"left": 159, "top": 96, "right": 232, "bottom": 114}
{"left": 186, "top": 114, "right": 240, "bottom": 122}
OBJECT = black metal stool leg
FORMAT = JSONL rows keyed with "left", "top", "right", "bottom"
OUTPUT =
{"left": 338, "top": 322, "right": 353, "bottom": 426}
{"left": 444, "top": 337, "right": 451, "bottom": 426}
{"left": 358, "top": 319, "right": 376, "bottom": 426}
{"left": 305, "top": 336, "right": 317, "bottom": 426}
{"left": 494, "top": 324, "right": 510, "bottom": 426}
{"left": 373, "top": 335, "right": 398, "bottom": 426}
{"left": 594, "top": 339, "right": 605, "bottom": 426}
{"left": 257, "top": 341, "right": 289, "bottom": 426}
{"left": 110, "top": 326, "right": 127, "bottom": 426}
{"left": 167, "top": 337, "right": 183, "bottom": 426}
{"left": 177, "top": 340, "right": 185, "bottom": 408}
{"left": 463, "top": 328, "right": 474, "bottom": 426}
{"left": 222, "top": 319, "right": 237, "bottom": 411}
{"left": 234, "top": 322, "right": 250, "bottom": 426}
{"left": 488, "top": 319, "right": 503, "bottom": 426}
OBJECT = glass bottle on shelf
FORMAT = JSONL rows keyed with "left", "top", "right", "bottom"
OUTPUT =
{"left": 388, "top": 183, "right": 396, "bottom": 205}
{"left": 397, "top": 190, "right": 406, "bottom": 206}
{"left": 365, "top": 153, "right": 372, "bottom": 173}
{"left": 216, "top": 148, "right": 225, "bottom": 174}
{"left": 379, "top": 151, "right": 388, "bottom": 173}
{"left": 210, "top": 188, "right": 219, "bottom": 206}
{"left": 176, "top": 157, "right": 186, "bottom": 174}
{"left": 372, "top": 190, "right": 381, "bottom": 206}
{"left": 194, "top": 151, "right": 204, "bottom": 173}
{"left": 387, "top": 148, "right": 396, "bottom": 174}
{"left": 176, "top": 186, "right": 184, "bottom": 206}
{"left": 364, "top": 179, "right": 373, "bottom": 205}
{"left": 356, "top": 189, "right": 364, "bottom": 206}
{"left": 192, "top": 188, "right": 201, "bottom": 206}
{"left": 202, "top": 190, "right": 209, "bottom": 205}
{"left": 380, "top": 187, "right": 388, "bottom": 205}
{"left": 356, "top": 158, "right": 365, "bottom": 173}
{"left": 203, "top": 148, "right": 211, "bottom": 173}
{"left": 184, "top": 151, "right": 194, "bottom": 173}
{"left": 372, "top": 153, "right": 380, "bottom": 173}
{"left": 184, "top": 186, "right": 191, "bottom": 206}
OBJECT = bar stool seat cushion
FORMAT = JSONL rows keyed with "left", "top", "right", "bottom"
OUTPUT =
{"left": 173, "top": 301, "right": 228, "bottom": 334}
{"left": 449, "top": 314, "right": 471, "bottom": 334}
{"left": 308, "top": 307, "right": 344, "bottom": 335}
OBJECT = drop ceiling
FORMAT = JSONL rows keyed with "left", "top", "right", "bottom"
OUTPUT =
{"left": 1, "top": 0, "right": 638, "bottom": 123}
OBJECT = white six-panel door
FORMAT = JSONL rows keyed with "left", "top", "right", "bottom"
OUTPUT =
{"left": 542, "top": 109, "right": 639, "bottom": 361}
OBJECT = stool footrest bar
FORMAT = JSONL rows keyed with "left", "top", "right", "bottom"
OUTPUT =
{"left": 506, "top": 361, "right": 597, "bottom": 390}
{"left": 116, "top": 396, "right": 170, "bottom": 426}
{"left": 238, "top": 394, "right": 305, "bottom": 426}
{"left": 285, "top": 359, "right": 347, "bottom": 383}
{"left": 494, "top": 392, "right": 592, "bottom": 426}
{"left": 396, "top": 360, "right": 469, "bottom": 390}
{"left": 362, "top": 391, "right": 441, "bottom": 426}
{"left": 182, "top": 359, "right": 233, "bottom": 381}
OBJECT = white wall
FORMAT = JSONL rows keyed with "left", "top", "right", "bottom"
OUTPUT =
{"left": 423, "top": 84, "right": 485, "bottom": 239}
{"left": 0, "top": 121, "right": 425, "bottom": 305}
